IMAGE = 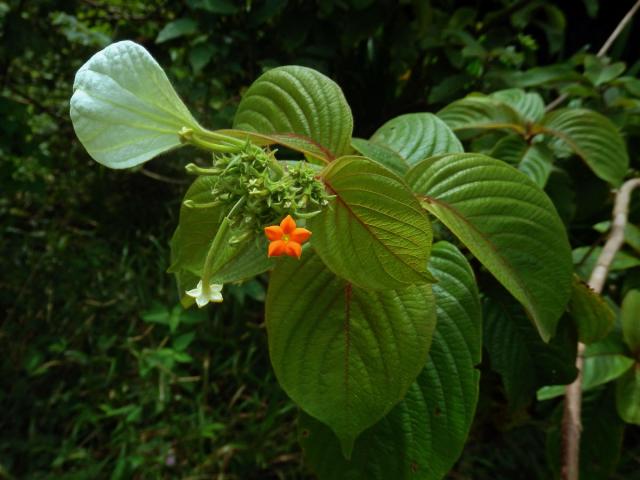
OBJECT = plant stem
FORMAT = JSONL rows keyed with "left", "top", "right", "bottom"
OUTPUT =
{"left": 545, "top": 0, "right": 640, "bottom": 112}
{"left": 199, "top": 196, "right": 246, "bottom": 295}
{"left": 561, "top": 177, "right": 640, "bottom": 480}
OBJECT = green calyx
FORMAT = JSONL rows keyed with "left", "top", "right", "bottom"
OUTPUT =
{"left": 184, "top": 143, "right": 330, "bottom": 237}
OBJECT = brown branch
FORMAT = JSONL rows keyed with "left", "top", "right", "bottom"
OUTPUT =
{"left": 561, "top": 177, "right": 640, "bottom": 480}
{"left": 545, "top": 0, "right": 640, "bottom": 112}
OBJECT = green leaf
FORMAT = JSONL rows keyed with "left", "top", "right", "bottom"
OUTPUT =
{"left": 502, "top": 64, "right": 583, "bottom": 88}
{"left": 407, "top": 153, "right": 572, "bottom": 341}
{"left": 594, "top": 220, "right": 640, "bottom": 254}
{"left": 616, "top": 366, "right": 640, "bottom": 424}
{"left": 155, "top": 18, "right": 198, "bottom": 43}
{"left": 309, "top": 156, "right": 434, "bottom": 290}
{"left": 537, "top": 337, "right": 634, "bottom": 400}
{"left": 189, "top": 44, "right": 215, "bottom": 73}
{"left": 266, "top": 252, "right": 436, "bottom": 457}
{"left": 573, "top": 246, "right": 640, "bottom": 280}
{"left": 540, "top": 108, "right": 629, "bottom": 186}
{"left": 187, "top": 0, "right": 239, "bottom": 14}
{"left": 299, "top": 242, "right": 481, "bottom": 479}
{"left": 584, "top": 55, "right": 626, "bottom": 86}
{"left": 233, "top": 65, "right": 353, "bottom": 159}
{"left": 437, "top": 94, "right": 526, "bottom": 136}
{"left": 351, "top": 137, "right": 408, "bottom": 176}
{"left": 168, "top": 176, "right": 273, "bottom": 304}
{"left": 491, "top": 135, "right": 553, "bottom": 187}
{"left": 70, "top": 41, "right": 200, "bottom": 169}
{"left": 490, "top": 89, "right": 545, "bottom": 123}
{"left": 367, "top": 113, "right": 463, "bottom": 170}
{"left": 568, "top": 275, "right": 615, "bottom": 344}
{"left": 172, "top": 331, "right": 196, "bottom": 351}
{"left": 484, "top": 291, "right": 577, "bottom": 410}
{"left": 622, "top": 289, "right": 640, "bottom": 353}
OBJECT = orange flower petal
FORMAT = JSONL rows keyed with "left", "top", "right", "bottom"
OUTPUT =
{"left": 280, "top": 215, "right": 297, "bottom": 235}
{"left": 268, "top": 240, "right": 286, "bottom": 257}
{"left": 290, "top": 227, "right": 312, "bottom": 244}
{"left": 285, "top": 241, "right": 302, "bottom": 259}
{"left": 264, "top": 225, "right": 283, "bottom": 241}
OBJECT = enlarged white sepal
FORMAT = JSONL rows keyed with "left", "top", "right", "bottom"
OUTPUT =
{"left": 186, "top": 280, "right": 224, "bottom": 308}
{"left": 70, "top": 40, "right": 200, "bottom": 169}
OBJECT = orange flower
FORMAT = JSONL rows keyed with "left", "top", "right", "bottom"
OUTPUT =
{"left": 264, "top": 215, "right": 311, "bottom": 259}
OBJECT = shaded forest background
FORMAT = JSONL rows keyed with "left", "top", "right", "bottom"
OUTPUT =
{"left": 1, "top": 0, "right": 639, "bottom": 478}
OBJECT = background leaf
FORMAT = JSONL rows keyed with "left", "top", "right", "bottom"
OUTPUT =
{"left": 621, "top": 289, "right": 640, "bottom": 353}
{"left": 266, "top": 252, "right": 436, "bottom": 457}
{"left": 351, "top": 137, "right": 408, "bottom": 176}
{"left": 616, "top": 366, "right": 640, "bottom": 425}
{"left": 309, "top": 156, "right": 434, "bottom": 290}
{"left": 437, "top": 94, "right": 526, "bottom": 136}
{"left": 299, "top": 241, "right": 481, "bottom": 479}
{"left": 568, "top": 275, "right": 615, "bottom": 344}
{"left": 490, "top": 88, "right": 545, "bottom": 123}
{"left": 155, "top": 18, "right": 198, "bottom": 43}
{"left": 70, "top": 41, "right": 200, "bottom": 168}
{"left": 484, "top": 290, "right": 577, "bottom": 410}
{"left": 537, "top": 336, "right": 634, "bottom": 400}
{"left": 233, "top": 65, "right": 353, "bottom": 159}
{"left": 541, "top": 108, "right": 629, "bottom": 186}
{"left": 366, "top": 113, "right": 463, "bottom": 170}
{"left": 407, "top": 153, "right": 573, "bottom": 341}
{"left": 573, "top": 246, "right": 640, "bottom": 280}
{"left": 491, "top": 135, "right": 553, "bottom": 187}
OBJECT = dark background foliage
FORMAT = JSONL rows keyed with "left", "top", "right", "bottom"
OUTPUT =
{"left": 1, "top": 0, "right": 639, "bottom": 478}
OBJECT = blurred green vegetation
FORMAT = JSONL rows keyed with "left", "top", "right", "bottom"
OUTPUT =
{"left": 1, "top": 0, "right": 639, "bottom": 478}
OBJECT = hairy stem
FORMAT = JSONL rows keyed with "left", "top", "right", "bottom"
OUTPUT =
{"left": 561, "top": 177, "right": 640, "bottom": 480}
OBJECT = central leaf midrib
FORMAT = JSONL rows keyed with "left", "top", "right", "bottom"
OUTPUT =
{"left": 325, "top": 177, "right": 426, "bottom": 280}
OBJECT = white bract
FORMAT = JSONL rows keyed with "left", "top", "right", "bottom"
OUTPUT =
{"left": 70, "top": 40, "right": 200, "bottom": 169}
{"left": 186, "top": 280, "right": 224, "bottom": 308}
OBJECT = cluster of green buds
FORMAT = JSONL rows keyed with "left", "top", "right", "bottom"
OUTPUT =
{"left": 184, "top": 138, "right": 331, "bottom": 240}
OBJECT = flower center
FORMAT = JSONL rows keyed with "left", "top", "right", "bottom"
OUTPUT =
{"left": 282, "top": 234, "right": 290, "bottom": 243}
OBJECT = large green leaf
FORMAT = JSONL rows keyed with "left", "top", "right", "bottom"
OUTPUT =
{"left": 70, "top": 40, "right": 200, "bottom": 169}
{"left": 540, "top": 108, "right": 629, "bottom": 186}
{"left": 568, "top": 275, "right": 615, "bottom": 344}
{"left": 233, "top": 65, "right": 353, "bottom": 159}
{"left": 484, "top": 291, "right": 577, "bottom": 410}
{"left": 491, "top": 135, "right": 553, "bottom": 187}
{"left": 622, "top": 289, "right": 640, "bottom": 353}
{"left": 437, "top": 94, "right": 526, "bottom": 136}
{"left": 266, "top": 252, "right": 436, "bottom": 457}
{"left": 407, "top": 153, "right": 572, "bottom": 341}
{"left": 300, "top": 241, "right": 481, "bottom": 479}
{"left": 168, "top": 176, "right": 273, "bottom": 306}
{"left": 616, "top": 366, "right": 640, "bottom": 424}
{"left": 309, "top": 156, "right": 434, "bottom": 290}
{"left": 366, "top": 113, "right": 463, "bottom": 170}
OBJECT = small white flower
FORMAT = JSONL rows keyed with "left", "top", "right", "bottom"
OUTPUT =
{"left": 186, "top": 280, "right": 224, "bottom": 308}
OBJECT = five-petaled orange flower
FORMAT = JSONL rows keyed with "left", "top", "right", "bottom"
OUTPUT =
{"left": 264, "top": 215, "right": 311, "bottom": 259}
